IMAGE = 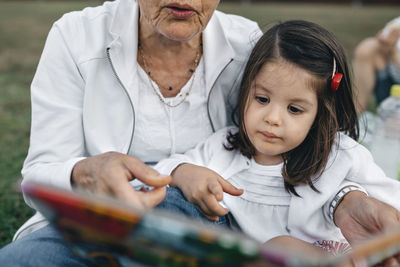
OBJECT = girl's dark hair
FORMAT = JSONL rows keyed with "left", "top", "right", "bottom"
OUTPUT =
{"left": 226, "top": 20, "right": 359, "bottom": 196}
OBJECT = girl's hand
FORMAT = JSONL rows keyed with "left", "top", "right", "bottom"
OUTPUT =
{"left": 171, "top": 163, "right": 243, "bottom": 221}
{"left": 71, "top": 152, "right": 171, "bottom": 209}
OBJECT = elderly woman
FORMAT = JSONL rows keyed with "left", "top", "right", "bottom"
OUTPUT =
{"left": 0, "top": 0, "right": 399, "bottom": 265}
{"left": 16, "top": 0, "right": 258, "bottom": 237}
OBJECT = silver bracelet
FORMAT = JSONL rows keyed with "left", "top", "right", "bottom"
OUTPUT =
{"left": 329, "top": 186, "right": 368, "bottom": 223}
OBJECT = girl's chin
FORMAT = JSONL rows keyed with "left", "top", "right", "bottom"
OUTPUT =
{"left": 253, "top": 153, "right": 284, "bottom": 165}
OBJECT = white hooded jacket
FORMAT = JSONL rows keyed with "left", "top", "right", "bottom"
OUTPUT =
{"left": 15, "top": 0, "right": 261, "bottom": 240}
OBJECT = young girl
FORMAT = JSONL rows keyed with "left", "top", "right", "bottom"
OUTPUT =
{"left": 155, "top": 20, "right": 400, "bottom": 252}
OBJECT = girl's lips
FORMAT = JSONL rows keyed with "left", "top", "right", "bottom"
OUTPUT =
{"left": 166, "top": 5, "right": 195, "bottom": 19}
{"left": 261, "top": 131, "right": 278, "bottom": 139}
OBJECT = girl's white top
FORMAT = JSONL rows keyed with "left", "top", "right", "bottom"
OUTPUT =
{"left": 224, "top": 159, "right": 291, "bottom": 243}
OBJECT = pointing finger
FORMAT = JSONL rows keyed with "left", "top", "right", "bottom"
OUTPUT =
{"left": 208, "top": 181, "right": 223, "bottom": 201}
{"left": 123, "top": 156, "right": 171, "bottom": 187}
{"left": 218, "top": 178, "right": 243, "bottom": 196}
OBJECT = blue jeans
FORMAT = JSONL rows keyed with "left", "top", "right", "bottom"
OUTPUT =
{"left": 0, "top": 225, "right": 88, "bottom": 267}
{"left": 157, "top": 187, "right": 241, "bottom": 232}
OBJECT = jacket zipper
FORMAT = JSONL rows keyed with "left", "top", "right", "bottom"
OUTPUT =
{"left": 106, "top": 47, "right": 135, "bottom": 154}
{"left": 207, "top": 58, "right": 234, "bottom": 132}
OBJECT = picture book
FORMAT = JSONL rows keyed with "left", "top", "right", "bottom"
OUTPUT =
{"left": 21, "top": 181, "right": 400, "bottom": 267}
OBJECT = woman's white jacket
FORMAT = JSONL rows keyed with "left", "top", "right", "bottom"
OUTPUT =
{"left": 16, "top": 0, "right": 261, "bottom": 239}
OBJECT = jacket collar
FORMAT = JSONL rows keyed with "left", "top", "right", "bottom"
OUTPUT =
{"left": 202, "top": 11, "right": 235, "bottom": 92}
{"left": 108, "top": 0, "right": 139, "bottom": 63}
{"left": 106, "top": 0, "right": 140, "bottom": 107}
{"left": 109, "top": 0, "right": 139, "bottom": 48}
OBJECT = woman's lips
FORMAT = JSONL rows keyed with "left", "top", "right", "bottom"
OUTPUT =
{"left": 166, "top": 4, "right": 195, "bottom": 19}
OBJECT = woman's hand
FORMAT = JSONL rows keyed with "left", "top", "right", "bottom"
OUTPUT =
{"left": 334, "top": 191, "right": 400, "bottom": 243}
{"left": 334, "top": 191, "right": 400, "bottom": 266}
{"left": 71, "top": 152, "right": 171, "bottom": 209}
{"left": 171, "top": 163, "right": 243, "bottom": 221}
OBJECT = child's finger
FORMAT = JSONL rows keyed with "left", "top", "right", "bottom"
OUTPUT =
{"left": 218, "top": 178, "right": 244, "bottom": 196}
{"left": 208, "top": 181, "right": 223, "bottom": 201}
{"left": 204, "top": 214, "right": 219, "bottom": 222}
{"left": 202, "top": 194, "right": 228, "bottom": 216}
{"left": 196, "top": 201, "right": 218, "bottom": 220}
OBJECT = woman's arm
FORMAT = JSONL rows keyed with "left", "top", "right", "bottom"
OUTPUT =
{"left": 330, "top": 139, "right": 400, "bottom": 241}
{"left": 21, "top": 23, "right": 87, "bottom": 208}
{"left": 334, "top": 191, "right": 400, "bottom": 244}
{"left": 334, "top": 192, "right": 400, "bottom": 266}
{"left": 22, "top": 22, "right": 171, "bottom": 210}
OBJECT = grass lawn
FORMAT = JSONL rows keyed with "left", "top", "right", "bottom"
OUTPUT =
{"left": 0, "top": 1, "right": 398, "bottom": 247}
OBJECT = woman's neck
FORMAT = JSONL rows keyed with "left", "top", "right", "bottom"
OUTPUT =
{"left": 138, "top": 18, "right": 202, "bottom": 60}
{"left": 137, "top": 18, "right": 203, "bottom": 98}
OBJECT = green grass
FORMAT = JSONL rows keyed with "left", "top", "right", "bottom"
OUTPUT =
{"left": 0, "top": 0, "right": 104, "bottom": 247}
{"left": 218, "top": 2, "right": 399, "bottom": 59}
{"left": 0, "top": 1, "right": 398, "bottom": 247}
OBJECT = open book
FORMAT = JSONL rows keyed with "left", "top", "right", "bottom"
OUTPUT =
{"left": 22, "top": 181, "right": 400, "bottom": 266}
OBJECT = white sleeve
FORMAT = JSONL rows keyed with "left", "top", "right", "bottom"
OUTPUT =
{"left": 323, "top": 141, "right": 400, "bottom": 224}
{"left": 154, "top": 128, "right": 229, "bottom": 175}
{"left": 322, "top": 181, "right": 368, "bottom": 224}
{"left": 21, "top": 23, "right": 86, "bottom": 209}
{"left": 348, "top": 144, "right": 400, "bottom": 210}
{"left": 287, "top": 135, "right": 400, "bottom": 242}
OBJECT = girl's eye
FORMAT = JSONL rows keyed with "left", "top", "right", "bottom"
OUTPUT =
{"left": 256, "top": 96, "right": 269, "bottom": 104}
{"left": 288, "top": 105, "right": 303, "bottom": 114}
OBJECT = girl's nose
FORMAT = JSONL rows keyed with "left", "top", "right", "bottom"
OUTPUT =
{"left": 264, "top": 106, "right": 282, "bottom": 126}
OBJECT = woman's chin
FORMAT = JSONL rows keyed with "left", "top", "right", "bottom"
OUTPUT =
{"left": 160, "top": 24, "right": 202, "bottom": 42}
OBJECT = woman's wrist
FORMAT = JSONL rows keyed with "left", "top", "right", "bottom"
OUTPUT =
{"left": 332, "top": 188, "right": 368, "bottom": 226}
{"left": 71, "top": 159, "right": 85, "bottom": 187}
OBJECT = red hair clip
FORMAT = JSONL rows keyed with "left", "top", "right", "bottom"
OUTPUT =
{"left": 331, "top": 73, "right": 343, "bottom": 91}
{"left": 331, "top": 58, "right": 342, "bottom": 91}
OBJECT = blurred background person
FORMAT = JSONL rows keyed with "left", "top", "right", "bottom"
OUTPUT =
{"left": 353, "top": 16, "right": 400, "bottom": 113}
